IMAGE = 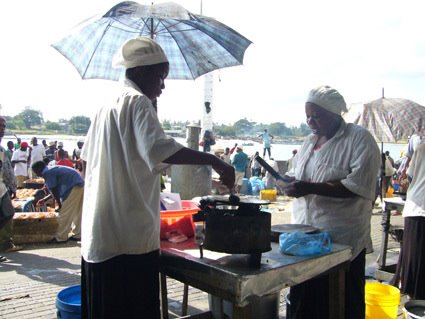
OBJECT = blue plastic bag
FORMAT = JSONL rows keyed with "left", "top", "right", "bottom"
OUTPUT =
{"left": 249, "top": 177, "right": 265, "bottom": 195}
{"left": 279, "top": 231, "right": 332, "bottom": 256}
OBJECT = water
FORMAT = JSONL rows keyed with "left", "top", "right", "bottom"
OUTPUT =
{"left": 180, "top": 137, "right": 408, "bottom": 162}
{"left": 2, "top": 135, "right": 407, "bottom": 163}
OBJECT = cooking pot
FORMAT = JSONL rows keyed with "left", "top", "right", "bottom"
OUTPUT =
{"left": 194, "top": 195, "right": 272, "bottom": 268}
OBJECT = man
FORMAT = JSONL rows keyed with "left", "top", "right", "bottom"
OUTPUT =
{"left": 54, "top": 141, "right": 69, "bottom": 161}
{"left": 56, "top": 149, "right": 74, "bottom": 168}
{"left": 72, "top": 140, "right": 84, "bottom": 172}
{"left": 80, "top": 37, "right": 234, "bottom": 319}
{"left": 232, "top": 146, "right": 249, "bottom": 193}
{"left": 31, "top": 161, "right": 84, "bottom": 243}
{"left": 220, "top": 147, "right": 231, "bottom": 164}
{"left": 45, "top": 141, "right": 56, "bottom": 162}
{"left": 5, "top": 141, "right": 14, "bottom": 165}
{"left": 29, "top": 137, "right": 46, "bottom": 178}
{"left": 282, "top": 85, "right": 380, "bottom": 319}
{"left": 258, "top": 129, "right": 274, "bottom": 158}
{"left": 14, "top": 138, "right": 21, "bottom": 150}
{"left": 287, "top": 149, "right": 298, "bottom": 173}
{"left": 11, "top": 141, "right": 29, "bottom": 188}
{"left": 395, "top": 143, "right": 425, "bottom": 299}
{"left": 0, "top": 116, "right": 19, "bottom": 262}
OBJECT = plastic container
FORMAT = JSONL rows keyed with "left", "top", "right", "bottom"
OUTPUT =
{"left": 385, "top": 186, "right": 395, "bottom": 198}
{"left": 160, "top": 200, "right": 199, "bottom": 240}
{"left": 240, "top": 178, "right": 251, "bottom": 195}
{"left": 56, "top": 285, "right": 81, "bottom": 319}
{"left": 403, "top": 300, "right": 425, "bottom": 319}
{"left": 260, "top": 189, "right": 277, "bottom": 201}
{"left": 365, "top": 282, "right": 400, "bottom": 319}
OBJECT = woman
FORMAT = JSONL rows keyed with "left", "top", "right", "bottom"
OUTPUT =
{"left": 396, "top": 143, "right": 425, "bottom": 299}
{"left": 282, "top": 85, "right": 380, "bottom": 319}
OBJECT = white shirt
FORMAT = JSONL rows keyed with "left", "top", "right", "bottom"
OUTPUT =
{"left": 81, "top": 79, "right": 183, "bottom": 263}
{"left": 291, "top": 121, "right": 380, "bottom": 259}
{"left": 403, "top": 143, "right": 425, "bottom": 217}
{"left": 11, "top": 149, "right": 28, "bottom": 176}
{"left": 406, "top": 133, "right": 423, "bottom": 158}
{"left": 30, "top": 144, "right": 46, "bottom": 165}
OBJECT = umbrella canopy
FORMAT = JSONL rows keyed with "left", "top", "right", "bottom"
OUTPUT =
{"left": 343, "top": 97, "right": 425, "bottom": 143}
{"left": 52, "top": 1, "right": 252, "bottom": 81}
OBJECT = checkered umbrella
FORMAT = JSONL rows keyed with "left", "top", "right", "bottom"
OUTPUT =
{"left": 344, "top": 96, "right": 425, "bottom": 201}
{"left": 52, "top": 1, "right": 252, "bottom": 81}
{"left": 344, "top": 97, "right": 425, "bottom": 143}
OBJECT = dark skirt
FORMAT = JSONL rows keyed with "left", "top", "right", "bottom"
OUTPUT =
{"left": 81, "top": 250, "right": 160, "bottom": 319}
{"left": 288, "top": 249, "right": 366, "bottom": 319}
{"left": 400, "top": 216, "right": 425, "bottom": 299}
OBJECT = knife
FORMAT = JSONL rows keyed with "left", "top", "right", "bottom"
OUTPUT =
{"left": 255, "top": 155, "right": 292, "bottom": 183}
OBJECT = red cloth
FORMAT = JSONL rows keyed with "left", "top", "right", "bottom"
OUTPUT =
{"left": 56, "top": 158, "right": 74, "bottom": 168}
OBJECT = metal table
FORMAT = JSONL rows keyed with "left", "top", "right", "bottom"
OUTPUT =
{"left": 160, "top": 239, "right": 352, "bottom": 319}
{"left": 376, "top": 197, "right": 405, "bottom": 281}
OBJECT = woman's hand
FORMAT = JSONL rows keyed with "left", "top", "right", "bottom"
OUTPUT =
{"left": 281, "top": 180, "right": 311, "bottom": 198}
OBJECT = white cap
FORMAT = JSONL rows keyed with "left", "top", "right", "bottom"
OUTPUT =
{"left": 306, "top": 85, "right": 347, "bottom": 115}
{"left": 113, "top": 36, "right": 168, "bottom": 69}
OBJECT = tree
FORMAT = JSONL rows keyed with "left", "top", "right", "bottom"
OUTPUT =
{"left": 233, "top": 118, "right": 256, "bottom": 135}
{"left": 268, "top": 122, "right": 292, "bottom": 137}
{"left": 292, "top": 123, "right": 311, "bottom": 137}
{"left": 69, "top": 116, "right": 91, "bottom": 134}
{"left": 161, "top": 119, "right": 172, "bottom": 130}
{"left": 9, "top": 118, "right": 26, "bottom": 130}
{"left": 15, "top": 107, "right": 43, "bottom": 129}
{"left": 44, "top": 121, "right": 63, "bottom": 131}
{"left": 215, "top": 124, "right": 237, "bottom": 137}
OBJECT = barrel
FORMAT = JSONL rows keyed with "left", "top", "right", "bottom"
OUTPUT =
{"left": 56, "top": 285, "right": 81, "bottom": 319}
{"left": 365, "top": 282, "right": 400, "bottom": 319}
{"left": 403, "top": 300, "right": 425, "bottom": 319}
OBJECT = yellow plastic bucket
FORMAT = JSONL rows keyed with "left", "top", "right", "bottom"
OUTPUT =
{"left": 365, "top": 282, "right": 400, "bottom": 319}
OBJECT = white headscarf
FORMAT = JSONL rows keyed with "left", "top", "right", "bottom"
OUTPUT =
{"left": 113, "top": 36, "right": 168, "bottom": 69}
{"left": 306, "top": 85, "right": 347, "bottom": 115}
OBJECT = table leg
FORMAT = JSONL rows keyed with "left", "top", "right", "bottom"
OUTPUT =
{"left": 208, "top": 295, "right": 224, "bottom": 319}
{"left": 232, "top": 304, "right": 252, "bottom": 319}
{"left": 329, "top": 268, "right": 345, "bottom": 319}
{"left": 160, "top": 273, "right": 169, "bottom": 319}
{"left": 182, "top": 284, "right": 189, "bottom": 316}
{"left": 378, "top": 207, "right": 391, "bottom": 269}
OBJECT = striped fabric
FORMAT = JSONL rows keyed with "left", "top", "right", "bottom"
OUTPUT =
{"left": 52, "top": 1, "right": 252, "bottom": 81}
{"left": 346, "top": 97, "right": 425, "bottom": 142}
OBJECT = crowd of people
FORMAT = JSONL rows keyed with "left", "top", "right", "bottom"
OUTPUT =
{"left": 0, "top": 135, "right": 85, "bottom": 261}
{"left": 215, "top": 143, "right": 298, "bottom": 195}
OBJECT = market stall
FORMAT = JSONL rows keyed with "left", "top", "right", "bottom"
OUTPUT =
{"left": 160, "top": 239, "right": 351, "bottom": 319}
{"left": 12, "top": 179, "right": 58, "bottom": 244}
{"left": 159, "top": 195, "right": 352, "bottom": 319}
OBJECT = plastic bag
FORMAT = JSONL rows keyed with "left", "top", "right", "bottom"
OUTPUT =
{"left": 279, "top": 231, "right": 332, "bottom": 256}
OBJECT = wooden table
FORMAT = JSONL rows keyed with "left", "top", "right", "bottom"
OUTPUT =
{"left": 160, "top": 239, "right": 352, "bottom": 319}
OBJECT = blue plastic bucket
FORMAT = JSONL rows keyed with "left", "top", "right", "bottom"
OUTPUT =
{"left": 56, "top": 285, "right": 81, "bottom": 319}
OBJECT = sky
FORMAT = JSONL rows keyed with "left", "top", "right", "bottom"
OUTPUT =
{"left": 1, "top": 0, "right": 425, "bottom": 127}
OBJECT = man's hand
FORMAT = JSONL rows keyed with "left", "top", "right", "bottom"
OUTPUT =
{"left": 10, "top": 191, "right": 16, "bottom": 200}
{"left": 212, "top": 158, "right": 235, "bottom": 191}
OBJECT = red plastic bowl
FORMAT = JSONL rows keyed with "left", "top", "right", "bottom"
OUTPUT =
{"left": 160, "top": 200, "right": 199, "bottom": 240}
